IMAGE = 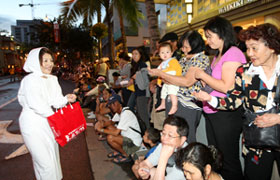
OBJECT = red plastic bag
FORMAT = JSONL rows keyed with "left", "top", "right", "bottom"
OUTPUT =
{"left": 47, "top": 102, "right": 87, "bottom": 147}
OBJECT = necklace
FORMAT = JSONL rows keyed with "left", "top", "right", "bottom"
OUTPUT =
{"left": 207, "top": 173, "right": 212, "bottom": 180}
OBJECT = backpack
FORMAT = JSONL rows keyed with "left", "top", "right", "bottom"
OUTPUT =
{"left": 122, "top": 107, "right": 146, "bottom": 137}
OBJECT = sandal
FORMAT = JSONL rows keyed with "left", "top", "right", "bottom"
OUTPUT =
{"left": 107, "top": 151, "right": 121, "bottom": 158}
{"left": 112, "top": 155, "right": 131, "bottom": 164}
{"left": 98, "top": 135, "right": 106, "bottom": 141}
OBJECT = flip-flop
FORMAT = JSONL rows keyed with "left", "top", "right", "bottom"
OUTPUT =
{"left": 98, "top": 135, "right": 106, "bottom": 141}
{"left": 107, "top": 151, "right": 121, "bottom": 158}
{"left": 112, "top": 155, "right": 131, "bottom": 164}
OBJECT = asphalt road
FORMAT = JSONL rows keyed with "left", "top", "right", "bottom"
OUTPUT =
{"left": 0, "top": 77, "right": 94, "bottom": 180}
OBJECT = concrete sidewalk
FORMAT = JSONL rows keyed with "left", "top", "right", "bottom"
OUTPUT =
{"left": 83, "top": 108, "right": 135, "bottom": 180}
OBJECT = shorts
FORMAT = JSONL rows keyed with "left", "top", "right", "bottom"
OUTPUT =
{"left": 122, "top": 136, "right": 140, "bottom": 155}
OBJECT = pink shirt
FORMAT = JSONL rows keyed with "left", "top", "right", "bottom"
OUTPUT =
{"left": 203, "top": 46, "right": 247, "bottom": 114}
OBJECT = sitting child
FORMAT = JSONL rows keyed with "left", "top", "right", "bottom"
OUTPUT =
{"left": 132, "top": 127, "right": 160, "bottom": 179}
{"left": 156, "top": 42, "right": 182, "bottom": 114}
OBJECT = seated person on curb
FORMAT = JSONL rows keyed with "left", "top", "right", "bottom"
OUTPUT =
{"left": 138, "top": 115, "right": 189, "bottom": 180}
{"left": 94, "top": 88, "right": 116, "bottom": 141}
{"left": 85, "top": 76, "right": 109, "bottom": 116}
{"left": 175, "top": 142, "right": 224, "bottom": 180}
{"left": 96, "top": 94, "right": 142, "bottom": 163}
{"left": 132, "top": 127, "right": 160, "bottom": 179}
{"left": 87, "top": 84, "right": 107, "bottom": 119}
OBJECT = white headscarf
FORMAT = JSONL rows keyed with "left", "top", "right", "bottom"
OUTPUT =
{"left": 23, "top": 47, "right": 44, "bottom": 75}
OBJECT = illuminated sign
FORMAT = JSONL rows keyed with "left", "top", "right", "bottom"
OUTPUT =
{"left": 219, "top": 0, "right": 257, "bottom": 14}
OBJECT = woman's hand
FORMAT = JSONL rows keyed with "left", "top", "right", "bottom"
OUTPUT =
{"left": 148, "top": 68, "right": 162, "bottom": 77}
{"left": 66, "top": 94, "right": 77, "bottom": 103}
{"left": 201, "top": 80, "right": 207, "bottom": 87}
{"left": 193, "top": 67, "right": 204, "bottom": 80}
{"left": 254, "top": 113, "right": 280, "bottom": 128}
{"left": 127, "top": 79, "right": 134, "bottom": 87}
{"left": 193, "top": 90, "right": 212, "bottom": 102}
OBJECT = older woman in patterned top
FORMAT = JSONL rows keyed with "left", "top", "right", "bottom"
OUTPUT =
{"left": 194, "top": 23, "right": 280, "bottom": 180}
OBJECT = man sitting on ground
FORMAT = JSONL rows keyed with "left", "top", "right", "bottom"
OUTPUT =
{"left": 138, "top": 115, "right": 189, "bottom": 180}
{"left": 96, "top": 94, "right": 142, "bottom": 163}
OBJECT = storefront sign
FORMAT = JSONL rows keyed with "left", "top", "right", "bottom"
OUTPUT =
{"left": 219, "top": 0, "right": 257, "bottom": 14}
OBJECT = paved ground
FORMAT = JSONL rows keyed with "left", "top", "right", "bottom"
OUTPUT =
{"left": 0, "top": 77, "right": 93, "bottom": 180}
{"left": 84, "top": 109, "right": 136, "bottom": 180}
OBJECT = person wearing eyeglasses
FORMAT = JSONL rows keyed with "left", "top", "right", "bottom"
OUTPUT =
{"left": 138, "top": 115, "right": 189, "bottom": 180}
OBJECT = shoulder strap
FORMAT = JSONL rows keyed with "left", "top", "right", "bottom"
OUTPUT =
{"left": 121, "top": 107, "right": 142, "bottom": 135}
{"left": 130, "top": 127, "right": 142, "bottom": 135}
{"left": 273, "top": 76, "right": 280, "bottom": 104}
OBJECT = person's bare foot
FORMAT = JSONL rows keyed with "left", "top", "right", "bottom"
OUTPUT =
{"left": 168, "top": 106, "right": 178, "bottom": 115}
{"left": 156, "top": 105, "right": 165, "bottom": 112}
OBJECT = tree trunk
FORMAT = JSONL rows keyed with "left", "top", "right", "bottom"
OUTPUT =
{"left": 105, "top": 6, "right": 114, "bottom": 68}
{"left": 118, "top": 6, "right": 128, "bottom": 54}
{"left": 145, "top": 0, "right": 160, "bottom": 53}
{"left": 98, "top": 37, "right": 102, "bottom": 59}
{"left": 97, "top": 5, "right": 101, "bottom": 23}
{"left": 97, "top": 5, "right": 102, "bottom": 59}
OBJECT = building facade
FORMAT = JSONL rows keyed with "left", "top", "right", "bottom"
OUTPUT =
{"left": 11, "top": 20, "right": 40, "bottom": 44}
{"left": 163, "top": 0, "right": 280, "bottom": 37}
{"left": 0, "top": 35, "right": 22, "bottom": 75}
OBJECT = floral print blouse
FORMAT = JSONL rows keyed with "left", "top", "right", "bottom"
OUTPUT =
{"left": 177, "top": 52, "right": 210, "bottom": 109}
{"left": 216, "top": 62, "right": 279, "bottom": 112}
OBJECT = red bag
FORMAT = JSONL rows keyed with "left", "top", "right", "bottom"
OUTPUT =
{"left": 47, "top": 102, "right": 87, "bottom": 147}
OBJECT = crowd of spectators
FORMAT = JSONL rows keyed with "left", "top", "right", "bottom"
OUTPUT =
{"left": 44, "top": 16, "right": 280, "bottom": 180}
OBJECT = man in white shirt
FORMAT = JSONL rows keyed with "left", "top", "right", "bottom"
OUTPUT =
{"left": 96, "top": 94, "right": 142, "bottom": 163}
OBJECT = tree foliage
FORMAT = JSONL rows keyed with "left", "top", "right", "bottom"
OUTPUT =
{"left": 59, "top": 0, "right": 144, "bottom": 66}
{"left": 91, "top": 23, "right": 107, "bottom": 39}
{"left": 28, "top": 19, "right": 95, "bottom": 65}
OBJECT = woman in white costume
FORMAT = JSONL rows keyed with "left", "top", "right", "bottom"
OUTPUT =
{"left": 18, "top": 47, "right": 76, "bottom": 180}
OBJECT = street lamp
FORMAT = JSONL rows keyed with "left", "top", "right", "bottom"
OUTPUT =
{"left": 44, "top": 14, "right": 57, "bottom": 22}
{"left": 185, "top": 0, "right": 193, "bottom": 24}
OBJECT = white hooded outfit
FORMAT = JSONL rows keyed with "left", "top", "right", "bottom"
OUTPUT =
{"left": 18, "top": 47, "right": 68, "bottom": 180}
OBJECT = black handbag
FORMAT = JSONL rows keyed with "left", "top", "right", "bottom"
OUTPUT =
{"left": 243, "top": 76, "right": 280, "bottom": 149}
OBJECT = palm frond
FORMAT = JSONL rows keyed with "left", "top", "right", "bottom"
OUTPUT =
{"left": 114, "top": 0, "right": 143, "bottom": 30}
{"left": 60, "top": 0, "right": 101, "bottom": 27}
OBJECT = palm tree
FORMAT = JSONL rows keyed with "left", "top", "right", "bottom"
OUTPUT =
{"left": 60, "top": 0, "right": 103, "bottom": 62}
{"left": 113, "top": 0, "right": 143, "bottom": 54}
{"left": 60, "top": 0, "right": 142, "bottom": 67}
{"left": 91, "top": 23, "right": 107, "bottom": 59}
{"left": 144, "top": 0, "right": 160, "bottom": 53}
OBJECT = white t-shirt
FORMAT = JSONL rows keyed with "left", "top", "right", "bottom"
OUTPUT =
{"left": 117, "top": 108, "right": 142, "bottom": 146}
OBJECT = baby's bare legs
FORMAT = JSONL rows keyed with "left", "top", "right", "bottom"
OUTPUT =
{"left": 168, "top": 94, "right": 178, "bottom": 115}
{"left": 155, "top": 99, "right": 166, "bottom": 111}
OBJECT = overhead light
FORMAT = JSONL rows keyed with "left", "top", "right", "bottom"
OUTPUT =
{"left": 186, "top": 4, "right": 192, "bottom": 13}
{"left": 185, "top": 1, "right": 193, "bottom": 23}
{"left": 188, "top": 14, "right": 192, "bottom": 24}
